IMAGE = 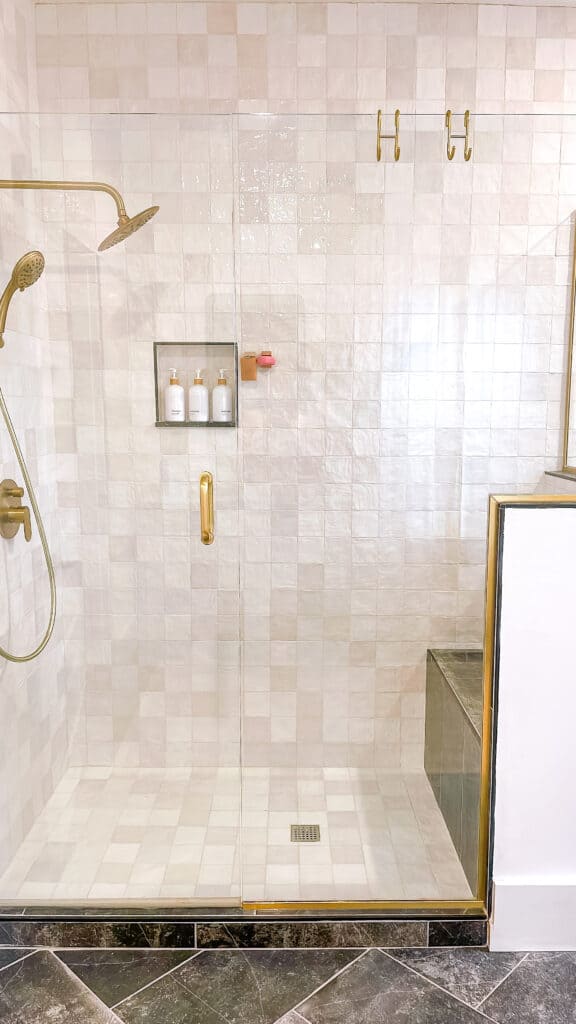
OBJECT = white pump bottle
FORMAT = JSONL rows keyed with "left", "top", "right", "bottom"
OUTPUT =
{"left": 189, "top": 369, "right": 209, "bottom": 423}
{"left": 211, "top": 369, "right": 233, "bottom": 423}
{"left": 164, "top": 368, "right": 185, "bottom": 422}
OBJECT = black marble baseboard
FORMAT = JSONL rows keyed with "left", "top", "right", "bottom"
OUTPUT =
{"left": 0, "top": 916, "right": 487, "bottom": 949}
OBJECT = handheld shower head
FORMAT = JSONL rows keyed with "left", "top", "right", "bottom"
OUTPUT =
{"left": 98, "top": 205, "right": 160, "bottom": 252}
{"left": 11, "top": 251, "right": 45, "bottom": 290}
{"left": 0, "top": 251, "right": 45, "bottom": 348}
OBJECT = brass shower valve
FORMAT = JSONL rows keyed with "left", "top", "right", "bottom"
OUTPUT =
{"left": 0, "top": 479, "right": 32, "bottom": 542}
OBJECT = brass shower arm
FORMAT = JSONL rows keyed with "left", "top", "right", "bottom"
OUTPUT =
{"left": 0, "top": 179, "right": 159, "bottom": 251}
{"left": 0, "top": 178, "right": 129, "bottom": 223}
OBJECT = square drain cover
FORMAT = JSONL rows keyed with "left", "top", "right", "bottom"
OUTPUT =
{"left": 291, "top": 824, "right": 320, "bottom": 843}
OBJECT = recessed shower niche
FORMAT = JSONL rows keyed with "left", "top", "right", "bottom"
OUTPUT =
{"left": 154, "top": 342, "right": 238, "bottom": 427}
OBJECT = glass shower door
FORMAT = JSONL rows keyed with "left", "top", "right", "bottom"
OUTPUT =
{"left": 236, "top": 108, "right": 556, "bottom": 908}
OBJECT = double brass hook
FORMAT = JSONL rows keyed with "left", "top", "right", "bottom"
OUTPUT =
{"left": 445, "top": 109, "right": 472, "bottom": 161}
{"left": 376, "top": 109, "right": 400, "bottom": 162}
{"left": 376, "top": 109, "right": 472, "bottom": 162}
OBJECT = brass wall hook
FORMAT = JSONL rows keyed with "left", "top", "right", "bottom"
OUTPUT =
{"left": 376, "top": 109, "right": 400, "bottom": 162}
{"left": 445, "top": 109, "right": 472, "bottom": 161}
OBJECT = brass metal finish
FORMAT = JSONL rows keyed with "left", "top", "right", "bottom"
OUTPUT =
{"left": 477, "top": 495, "right": 500, "bottom": 905}
{"left": 243, "top": 900, "right": 487, "bottom": 915}
{"left": 0, "top": 251, "right": 45, "bottom": 347}
{"left": 200, "top": 471, "right": 214, "bottom": 545}
{"left": 561, "top": 216, "right": 576, "bottom": 473}
{"left": 0, "top": 383, "right": 57, "bottom": 662}
{"left": 3, "top": 484, "right": 23, "bottom": 499}
{"left": 98, "top": 205, "right": 159, "bottom": 252}
{"left": 0, "top": 179, "right": 159, "bottom": 252}
{"left": 0, "top": 479, "right": 31, "bottom": 540}
{"left": 445, "top": 110, "right": 472, "bottom": 161}
{"left": 1, "top": 507, "right": 32, "bottom": 541}
{"left": 290, "top": 824, "right": 321, "bottom": 843}
{"left": 0, "top": 249, "right": 57, "bottom": 660}
{"left": 376, "top": 109, "right": 400, "bottom": 162}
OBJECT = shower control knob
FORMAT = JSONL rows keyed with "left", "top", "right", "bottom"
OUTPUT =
{"left": 0, "top": 478, "right": 32, "bottom": 542}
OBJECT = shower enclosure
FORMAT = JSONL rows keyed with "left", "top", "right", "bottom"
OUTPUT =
{"left": 0, "top": 106, "right": 569, "bottom": 911}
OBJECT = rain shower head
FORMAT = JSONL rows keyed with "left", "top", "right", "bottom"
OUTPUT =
{"left": 98, "top": 205, "right": 160, "bottom": 251}
{"left": 0, "top": 179, "right": 159, "bottom": 253}
{"left": 0, "top": 251, "right": 45, "bottom": 347}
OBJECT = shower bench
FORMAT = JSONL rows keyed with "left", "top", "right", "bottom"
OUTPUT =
{"left": 425, "top": 649, "right": 483, "bottom": 893}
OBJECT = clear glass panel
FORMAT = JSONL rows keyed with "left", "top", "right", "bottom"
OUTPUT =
{"left": 237, "top": 110, "right": 573, "bottom": 905}
{"left": 0, "top": 113, "right": 241, "bottom": 905}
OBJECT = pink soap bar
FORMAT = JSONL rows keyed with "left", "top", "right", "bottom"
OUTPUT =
{"left": 257, "top": 351, "right": 276, "bottom": 367}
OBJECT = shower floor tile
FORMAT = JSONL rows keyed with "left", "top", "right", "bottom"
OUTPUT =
{"left": 242, "top": 768, "right": 472, "bottom": 903}
{"left": 0, "top": 767, "right": 471, "bottom": 904}
{"left": 0, "top": 766, "right": 242, "bottom": 903}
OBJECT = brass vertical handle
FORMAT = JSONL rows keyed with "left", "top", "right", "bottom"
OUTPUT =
{"left": 200, "top": 471, "right": 214, "bottom": 545}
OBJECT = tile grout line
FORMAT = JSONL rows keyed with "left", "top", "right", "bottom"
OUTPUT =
{"left": 475, "top": 952, "right": 531, "bottom": 1009}
{"left": 0, "top": 948, "right": 39, "bottom": 973}
{"left": 379, "top": 950, "right": 501, "bottom": 1022}
{"left": 110, "top": 949, "right": 206, "bottom": 1009}
{"left": 49, "top": 951, "right": 125, "bottom": 1023}
{"left": 290, "top": 947, "right": 371, "bottom": 1015}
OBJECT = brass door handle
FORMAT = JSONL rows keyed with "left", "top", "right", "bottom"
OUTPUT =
{"left": 200, "top": 471, "right": 214, "bottom": 545}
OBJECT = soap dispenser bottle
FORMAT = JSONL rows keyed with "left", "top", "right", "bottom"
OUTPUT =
{"left": 164, "top": 368, "right": 185, "bottom": 422}
{"left": 189, "top": 369, "right": 209, "bottom": 423}
{"left": 211, "top": 368, "right": 233, "bottom": 423}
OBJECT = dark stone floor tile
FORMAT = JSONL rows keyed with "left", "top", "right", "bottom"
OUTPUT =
{"left": 273, "top": 1014, "right": 307, "bottom": 1024}
{"left": 297, "top": 948, "right": 489, "bottom": 1023}
{"left": 480, "top": 951, "right": 576, "bottom": 1024}
{"left": 428, "top": 920, "right": 487, "bottom": 947}
{"left": 0, "top": 949, "right": 119, "bottom": 1023}
{"left": 0, "top": 947, "right": 35, "bottom": 970}
{"left": 197, "top": 921, "right": 427, "bottom": 949}
{"left": 115, "top": 948, "right": 359, "bottom": 1024}
{"left": 57, "top": 949, "right": 198, "bottom": 1007}
{"left": 0, "top": 920, "right": 196, "bottom": 947}
{"left": 387, "top": 947, "right": 525, "bottom": 1007}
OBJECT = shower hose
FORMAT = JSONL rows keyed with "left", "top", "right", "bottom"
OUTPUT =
{"left": 0, "top": 383, "right": 56, "bottom": 661}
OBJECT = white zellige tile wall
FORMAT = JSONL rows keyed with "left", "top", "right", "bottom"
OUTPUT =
{"left": 0, "top": 0, "right": 85, "bottom": 875}
{"left": 33, "top": 2, "right": 573, "bottom": 773}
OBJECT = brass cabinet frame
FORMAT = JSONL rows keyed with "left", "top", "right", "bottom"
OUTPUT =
{"left": 243, "top": 493, "right": 576, "bottom": 918}
{"left": 562, "top": 218, "right": 576, "bottom": 473}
